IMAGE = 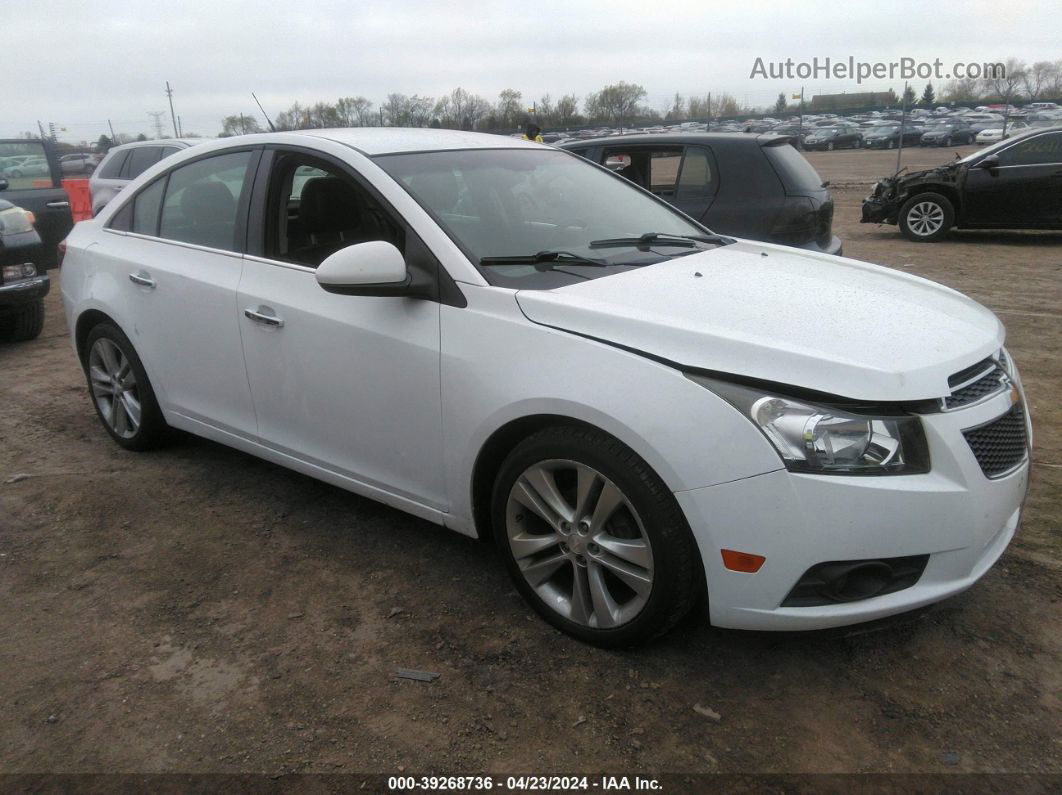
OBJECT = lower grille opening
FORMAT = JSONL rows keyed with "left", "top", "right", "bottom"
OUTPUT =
{"left": 781, "top": 554, "right": 930, "bottom": 607}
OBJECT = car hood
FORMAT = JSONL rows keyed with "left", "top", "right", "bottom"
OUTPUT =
{"left": 515, "top": 241, "right": 1004, "bottom": 401}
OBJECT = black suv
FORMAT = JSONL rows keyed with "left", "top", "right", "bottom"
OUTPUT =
{"left": 0, "top": 138, "right": 74, "bottom": 269}
{"left": 861, "top": 128, "right": 1062, "bottom": 241}
{"left": 562, "top": 133, "right": 842, "bottom": 255}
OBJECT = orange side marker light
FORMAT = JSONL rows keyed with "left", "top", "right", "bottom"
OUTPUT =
{"left": 721, "top": 549, "right": 766, "bottom": 573}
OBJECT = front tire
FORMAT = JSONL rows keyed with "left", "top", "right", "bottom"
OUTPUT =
{"left": 898, "top": 192, "right": 954, "bottom": 242}
{"left": 492, "top": 426, "right": 700, "bottom": 647}
{"left": 826, "top": 141, "right": 835, "bottom": 151}
{"left": 83, "top": 323, "right": 170, "bottom": 450}
{"left": 0, "top": 299, "right": 44, "bottom": 342}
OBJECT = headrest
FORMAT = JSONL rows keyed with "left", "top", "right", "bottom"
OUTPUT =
{"left": 299, "top": 177, "right": 362, "bottom": 234}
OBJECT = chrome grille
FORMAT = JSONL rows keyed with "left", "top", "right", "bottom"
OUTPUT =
{"left": 962, "top": 405, "right": 1028, "bottom": 478}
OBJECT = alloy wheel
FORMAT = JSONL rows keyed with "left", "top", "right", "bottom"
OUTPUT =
{"left": 907, "top": 201, "right": 945, "bottom": 237}
{"left": 88, "top": 337, "right": 141, "bottom": 439}
{"left": 505, "top": 460, "right": 653, "bottom": 629}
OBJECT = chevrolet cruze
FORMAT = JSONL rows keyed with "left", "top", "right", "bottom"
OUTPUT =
{"left": 60, "top": 130, "right": 1031, "bottom": 646}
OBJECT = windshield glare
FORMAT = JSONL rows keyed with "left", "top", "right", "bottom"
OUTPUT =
{"left": 376, "top": 148, "right": 714, "bottom": 289}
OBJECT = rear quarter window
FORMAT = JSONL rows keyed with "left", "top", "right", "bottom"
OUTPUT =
{"left": 763, "top": 143, "right": 825, "bottom": 194}
{"left": 121, "top": 147, "right": 163, "bottom": 180}
{"left": 98, "top": 150, "right": 130, "bottom": 179}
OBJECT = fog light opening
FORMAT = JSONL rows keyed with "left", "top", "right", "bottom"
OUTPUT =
{"left": 828, "top": 562, "right": 893, "bottom": 602}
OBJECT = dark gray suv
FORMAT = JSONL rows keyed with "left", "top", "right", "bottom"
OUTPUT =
{"left": 562, "top": 133, "right": 842, "bottom": 255}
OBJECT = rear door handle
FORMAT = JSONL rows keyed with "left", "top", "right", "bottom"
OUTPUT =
{"left": 46, "top": 200, "right": 70, "bottom": 209}
{"left": 244, "top": 307, "right": 284, "bottom": 328}
{"left": 128, "top": 272, "right": 156, "bottom": 288}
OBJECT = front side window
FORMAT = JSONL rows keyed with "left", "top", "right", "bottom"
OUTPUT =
{"left": 158, "top": 151, "right": 253, "bottom": 252}
{"left": 998, "top": 133, "right": 1062, "bottom": 166}
{"left": 376, "top": 148, "right": 720, "bottom": 290}
{"left": 0, "top": 141, "right": 54, "bottom": 189}
{"left": 264, "top": 154, "right": 402, "bottom": 267}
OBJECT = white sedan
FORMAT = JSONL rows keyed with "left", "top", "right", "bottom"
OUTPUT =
{"left": 59, "top": 130, "right": 1031, "bottom": 646}
{"left": 975, "top": 121, "right": 1028, "bottom": 144}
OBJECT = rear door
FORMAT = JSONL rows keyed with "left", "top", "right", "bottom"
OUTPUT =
{"left": 101, "top": 147, "right": 261, "bottom": 436}
{"left": 0, "top": 139, "right": 74, "bottom": 268}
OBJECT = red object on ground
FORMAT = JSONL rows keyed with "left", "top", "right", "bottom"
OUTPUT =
{"left": 62, "top": 179, "right": 92, "bottom": 222}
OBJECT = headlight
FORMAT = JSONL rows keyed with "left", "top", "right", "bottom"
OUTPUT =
{"left": 2, "top": 263, "right": 36, "bottom": 281}
{"left": 0, "top": 206, "right": 35, "bottom": 236}
{"left": 688, "top": 375, "right": 930, "bottom": 475}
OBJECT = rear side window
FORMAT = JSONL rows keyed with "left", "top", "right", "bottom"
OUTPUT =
{"left": 158, "top": 151, "right": 253, "bottom": 252}
{"left": 121, "top": 147, "right": 162, "bottom": 180}
{"left": 98, "top": 150, "right": 130, "bottom": 179}
{"left": 159, "top": 147, "right": 181, "bottom": 160}
{"left": 763, "top": 143, "right": 824, "bottom": 194}
{"left": 676, "top": 146, "right": 716, "bottom": 197}
{"left": 132, "top": 178, "right": 166, "bottom": 236}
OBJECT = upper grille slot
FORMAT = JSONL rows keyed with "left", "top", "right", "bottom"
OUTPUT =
{"left": 962, "top": 404, "right": 1028, "bottom": 478}
{"left": 945, "top": 366, "right": 1007, "bottom": 409}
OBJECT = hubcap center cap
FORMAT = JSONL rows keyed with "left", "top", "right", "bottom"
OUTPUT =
{"left": 568, "top": 535, "right": 585, "bottom": 554}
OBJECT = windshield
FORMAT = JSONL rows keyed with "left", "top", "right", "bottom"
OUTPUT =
{"left": 868, "top": 126, "right": 899, "bottom": 134}
{"left": 375, "top": 148, "right": 718, "bottom": 289}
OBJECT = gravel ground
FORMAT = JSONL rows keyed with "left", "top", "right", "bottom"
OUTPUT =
{"left": 1, "top": 145, "right": 1059, "bottom": 781}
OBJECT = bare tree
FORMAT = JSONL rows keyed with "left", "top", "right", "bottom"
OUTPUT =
{"left": 668, "top": 92, "right": 687, "bottom": 121}
{"left": 220, "top": 114, "right": 263, "bottom": 136}
{"left": 336, "top": 96, "right": 375, "bottom": 127}
{"left": 584, "top": 82, "right": 647, "bottom": 125}
{"left": 982, "top": 58, "right": 1027, "bottom": 104}
{"left": 941, "top": 76, "right": 981, "bottom": 103}
{"left": 1022, "top": 61, "right": 1058, "bottom": 101}
{"left": 555, "top": 94, "right": 581, "bottom": 126}
{"left": 495, "top": 88, "right": 524, "bottom": 128}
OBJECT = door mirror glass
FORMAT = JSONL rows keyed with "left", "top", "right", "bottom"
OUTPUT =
{"left": 316, "top": 240, "right": 410, "bottom": 296}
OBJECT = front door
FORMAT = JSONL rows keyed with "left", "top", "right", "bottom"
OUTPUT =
{"left": 964, "top": 132, "right": 1062, "bottom": 228}
{"left": 237, "top": 149, "right": 446, "bottom": 509}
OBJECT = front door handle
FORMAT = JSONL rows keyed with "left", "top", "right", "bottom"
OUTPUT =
{"left": 128, "top": 272, "right": 156, "bottom": 288}
{"left": 244, "top": 307, "right": 284, "bottom": 328}
{"left": 46, "top": 200, "right": 71, "bottom": 209}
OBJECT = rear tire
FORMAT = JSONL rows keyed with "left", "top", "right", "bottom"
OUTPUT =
{"left": 83, "top": 322, "right": 171, "bottom": 451}
{"left": 826, "top": 141, "right": 835, "bottom": 151}
{"left": 0, "top": 299, "right": 44, "bottom": 342}
{"left": 898, "top": 192, "right": 954, "bottom": 242}
{"left": 491, "top": 426, "right": 701, "bottom": 647}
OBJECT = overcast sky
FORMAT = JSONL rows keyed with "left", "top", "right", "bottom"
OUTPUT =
{"left": 5, "top": 0, "right": 1057, "bottom": 142}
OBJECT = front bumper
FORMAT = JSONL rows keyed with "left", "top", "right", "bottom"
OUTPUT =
{"left": 0, "top": 274, "right": 50, "bottom": 307}
{"left": 675, "top": 387, "right": 1030, "bottom": 631}
{"left": 861, "top": 197, "right": 896, "bottom": 224}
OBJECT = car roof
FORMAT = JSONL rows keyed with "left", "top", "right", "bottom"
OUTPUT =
{"left": 557, "top": 132, "right": 765, "bottom": 148}
{"left": 275, "top": 127, "right": 543, "bottom": 155}
{"left": 108, "top": 138, "right": 204, "bottom": 153}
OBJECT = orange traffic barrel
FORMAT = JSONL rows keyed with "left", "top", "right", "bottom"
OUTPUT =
{"left": 62, "top": 179, "right": 92, "bottom": 222}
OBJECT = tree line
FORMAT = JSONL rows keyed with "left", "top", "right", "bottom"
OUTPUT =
{"left": 219, "top": 82, "right": 751, "bottom": 136}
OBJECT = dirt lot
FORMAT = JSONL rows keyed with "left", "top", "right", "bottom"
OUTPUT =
{"left": 1, "top": 146, "right": 1060, "bottom": 782}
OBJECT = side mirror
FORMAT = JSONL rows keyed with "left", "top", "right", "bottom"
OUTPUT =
{"left": 0, "top": 178, "right": 7, "bottom": 191}
{"left": 316, "top": 240, "right": 423, "bottom": 298}
{"left": 604, "top": 153, "right": 631, "bottom": 172}
{"left": 978, "top": 154, "right": 1000, "bottom": 173}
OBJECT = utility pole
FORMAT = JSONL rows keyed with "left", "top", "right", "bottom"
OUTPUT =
{"left": 165, "top": 81, "right": 179, "bottom": 137}
{"left": 177, "top": 116, "right": 183, "bottom": 137}
{"left": 148, "top": 111, "right": 166, "bottom": 139}
{"left": 707, "top": 91, "right": 711, "bottom": 130}
{"left": 896, "top": 81, "right": 909, "bottom": 173}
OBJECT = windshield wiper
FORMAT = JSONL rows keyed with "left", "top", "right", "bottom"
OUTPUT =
{"left": 479, "top": 250, "right": 609, "bottom": 270}
{"left": 589, "top": 232, "right": 729, "bottom": 249}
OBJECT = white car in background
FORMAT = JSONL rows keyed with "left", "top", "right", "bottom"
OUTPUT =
{"left": 89, "top": 138, "right": 204, "bottom": 215}
{"left": 976, "top": 120, "right": 1028, "bottom": 144}
{"left": 60, "top": 129, "right": 1030, "bottom": 646}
